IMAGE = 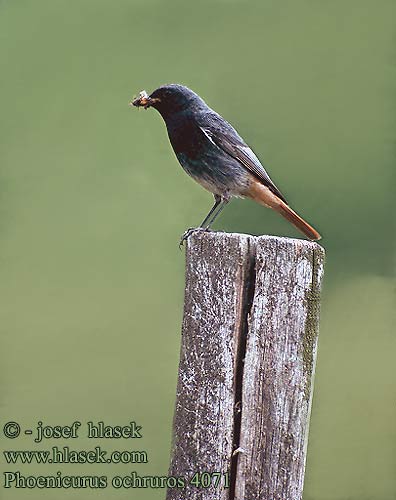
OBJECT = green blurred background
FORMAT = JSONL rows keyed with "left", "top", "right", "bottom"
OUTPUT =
{"left": 0, "top": 0, "right": 394, "bottom": 499}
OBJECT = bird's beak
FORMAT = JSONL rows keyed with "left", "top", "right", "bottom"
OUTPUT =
{"left": 129, "top": 90, "right": 160, "bottom": 109}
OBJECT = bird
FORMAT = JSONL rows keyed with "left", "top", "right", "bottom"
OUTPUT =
{"left": 131, "top": 84, "right": 321, "bottom": 245}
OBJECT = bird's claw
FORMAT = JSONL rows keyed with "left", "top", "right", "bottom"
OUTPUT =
{"left": 179, "top": 227, "right": 208, "bottom": 249}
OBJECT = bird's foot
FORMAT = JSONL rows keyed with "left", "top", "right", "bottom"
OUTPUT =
{"left": 179, "top": 227, "right": 209, "bottom": 249}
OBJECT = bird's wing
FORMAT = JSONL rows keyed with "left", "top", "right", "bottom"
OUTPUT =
{"left": 199, "top": 114, "right": 287, "bottom": 203}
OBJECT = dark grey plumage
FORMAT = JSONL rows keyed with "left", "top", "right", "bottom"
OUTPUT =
{"left": 148, "top": 84, "right": 286, "bottom": 202}
{"left": 131, "top": 84, "right": 321, "bottom": 242}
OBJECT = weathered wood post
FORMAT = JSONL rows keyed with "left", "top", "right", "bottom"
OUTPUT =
{"left": 166, "top": 231, "right": 325, "bottom": 500}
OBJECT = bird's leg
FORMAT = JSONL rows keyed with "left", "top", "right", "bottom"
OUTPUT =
{"left": 179, "top": 195, "right": 230, "bottom": 248}
{"left": 202, "top": 195, "right": 230, "bottom": 229}
{"left": 199, "top": 194, "right": 222, "bottom": 228}
{"left": 179, "top": 196, "right": 220, "bottom": 248}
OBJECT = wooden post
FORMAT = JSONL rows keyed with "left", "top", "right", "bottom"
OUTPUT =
{"left": 166, "top": 231, "right": 325, "bottom": 500}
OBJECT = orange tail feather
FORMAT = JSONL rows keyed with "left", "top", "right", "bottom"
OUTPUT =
{"left": 244, "top": 180, "right": 321, "bottom": 241}
{"left": 276, "top": 203, "right": 321, "bottom": 241}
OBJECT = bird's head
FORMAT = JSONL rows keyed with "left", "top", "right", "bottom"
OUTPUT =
{"left": 130, "top": 84, "right": 204, "bottom": 118}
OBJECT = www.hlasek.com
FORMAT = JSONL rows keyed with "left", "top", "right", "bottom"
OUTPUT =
{"left": 4, "top": 447, "right": 148, "bottom": 465}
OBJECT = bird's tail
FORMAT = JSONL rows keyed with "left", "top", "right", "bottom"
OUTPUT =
{"left": 245, "top": 180, "right": 321, "bottom": 241}
{"left": 275, "top": 203, "right": 321, "bottom": 241}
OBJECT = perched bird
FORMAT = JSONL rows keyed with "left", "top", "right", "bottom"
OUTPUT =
{"left": 131, "top": 84, "right": 321, "bottom": 244}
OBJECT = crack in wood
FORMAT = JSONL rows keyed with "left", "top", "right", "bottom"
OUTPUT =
{"left": 229, "top": 237, "right": 256, "bottom": 500}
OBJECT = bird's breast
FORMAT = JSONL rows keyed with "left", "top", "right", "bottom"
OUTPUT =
{"left": 165, "top": 115, "right": 250, "bottom": 196}
{"left": 166, "top": 118, "right": 207, "bottom": 160}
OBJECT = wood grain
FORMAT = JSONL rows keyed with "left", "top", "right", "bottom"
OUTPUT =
{"left": 166, "top": 231, "right": 325, "bottom": 500}
{"left": 234, "top": 236, "right": 325, "bottom": 500}
{"left": 166, "top": 231, "right": 254, "bottom": 500}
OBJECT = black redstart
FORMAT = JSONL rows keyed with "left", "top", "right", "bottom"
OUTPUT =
{"left": 131, "top": 84, "right": 321, "bottom": 244}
